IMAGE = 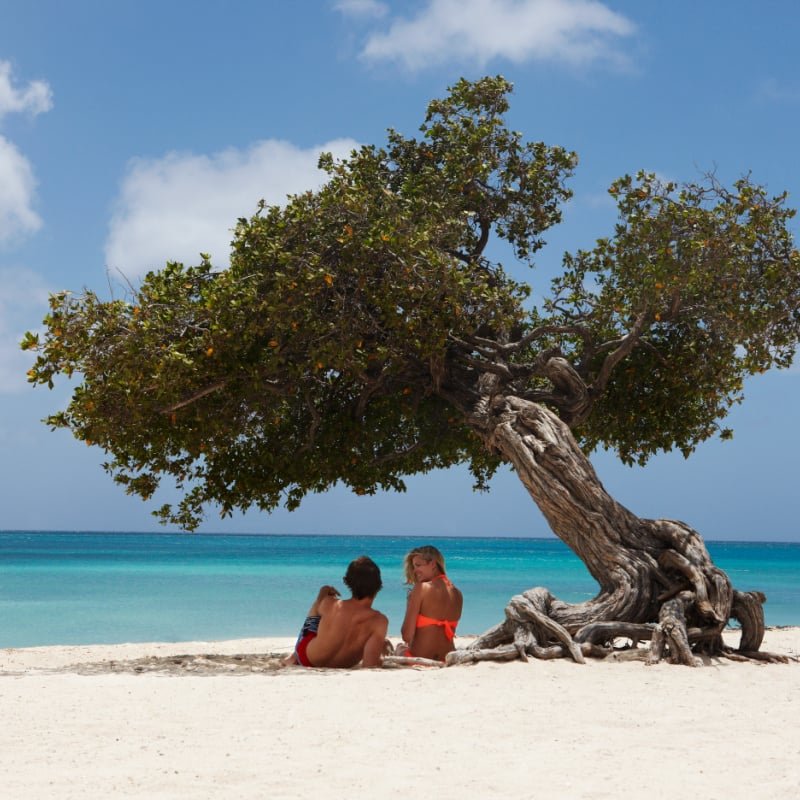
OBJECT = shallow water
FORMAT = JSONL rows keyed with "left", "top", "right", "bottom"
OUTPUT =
{"left": 1, "top": 532, "right": 797, "bottom": 647}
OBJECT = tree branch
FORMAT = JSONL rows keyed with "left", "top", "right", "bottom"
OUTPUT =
{"left": 298, "top": 388, "right": 322, "bottom": 454}
{"left": 473, "top": 216, "right": 490, "bottom": 258}
{"left": 459, "top": 355, "right": 513, "bottom": 380}
{"left": 160, "top": 381, "right": 227, "bottom": 413}
{"left": 371, "top": 440, "right": 422, "bottom": 466}
{"left": 589, "top": 310, "right": 648, "bottom": 398}
{"left": 460, "top": 324, "right": 591, "bottom": 356}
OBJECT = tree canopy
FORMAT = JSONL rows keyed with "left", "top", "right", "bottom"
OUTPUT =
{"left": 24, "top": 76, "right": 800, "bottom": 531}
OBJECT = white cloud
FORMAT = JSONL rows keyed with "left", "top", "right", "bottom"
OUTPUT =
{"left": 0, "top": 62, "right": 52, "bottom": 244}
{"left": 0, "top": 60, "right": 53, "bottom": 121}
{"left": 104, "top": 138, "right": 360, "bottom": 277}
{"left": 0, "top": 266, "right": 51, "bottom": 394}
{"left": 360, "top": 0, "right": 635, "bottom": 71}
{"left": 0, "top": 135, "right": 42, "bottom": 243}
{"left": 334, "top": 0, "right": 389, "bottom": 18}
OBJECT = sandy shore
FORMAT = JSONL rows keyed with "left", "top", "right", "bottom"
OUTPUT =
{"left": 1, "top": 629, "right": 798, "bottom": 799}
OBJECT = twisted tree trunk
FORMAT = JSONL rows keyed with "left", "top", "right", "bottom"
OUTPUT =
{"left": 453, "top": 394, "right": 785, "bottom": 667}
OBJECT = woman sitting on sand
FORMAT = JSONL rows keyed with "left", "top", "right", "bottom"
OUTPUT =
{"left": 396, "top": 545, "right": 463, "bottom": 662}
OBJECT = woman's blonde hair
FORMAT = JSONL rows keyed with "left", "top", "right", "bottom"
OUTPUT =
{"left": 402, "top": 545, "right": 446, "bottom": 585}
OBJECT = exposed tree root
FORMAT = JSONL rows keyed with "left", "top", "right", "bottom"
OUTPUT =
{"left": 648, "top": 591, "right": 703, "bottom": 666}
{"left": 453, "top": 397, "right": 787, "bottom": 668}
{"left": 449, "top": 582, "right": 793, "bottom": 668}
{"left": 447, "top": 644, "right": 520, "bottom": 666}
{"left": 382, "top": 655, "right": 445, "bottom": 668}
{"left": 719, "top": 648, "right": 794, "bottom": 664}
{"left": 574, "top": 621, "right": 656, "bottom": 647}
{"left": 731, "top": 590, "right": 767, "bottom": 652}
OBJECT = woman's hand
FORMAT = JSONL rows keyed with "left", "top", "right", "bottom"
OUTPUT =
{"left": 394, "top": 641, "right": 411, "bottom": 656}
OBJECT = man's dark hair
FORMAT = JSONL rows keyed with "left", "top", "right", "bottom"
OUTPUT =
{"left": 343, "top": 556, "right": 383, "bottom": 599}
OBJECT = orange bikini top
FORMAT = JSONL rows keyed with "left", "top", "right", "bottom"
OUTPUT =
{"left": 415, "top": 574, "right": 458, "bottom": 640}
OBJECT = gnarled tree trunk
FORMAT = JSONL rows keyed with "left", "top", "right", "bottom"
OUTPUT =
{"left": 452, "top": 393, "right": 785, "bottom": 667}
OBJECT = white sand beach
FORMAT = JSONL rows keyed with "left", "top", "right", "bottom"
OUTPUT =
{"left": 1, "top": 628, "right": 798, "bottom": 799}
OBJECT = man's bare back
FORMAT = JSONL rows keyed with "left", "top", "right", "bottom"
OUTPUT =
{"left": 286, "top": 556, "right": 388, "bottom": 668}
{"left": 306, "top": 593, "right": 388, "bottom": 668}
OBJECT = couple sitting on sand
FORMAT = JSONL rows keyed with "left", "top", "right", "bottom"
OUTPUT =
{"left": 284, "top": 546, "right": 463, "bottom": 668}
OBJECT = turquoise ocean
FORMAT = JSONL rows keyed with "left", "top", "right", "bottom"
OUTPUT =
{"left": 1, "top": 532, "right": 798, "bottom": 648}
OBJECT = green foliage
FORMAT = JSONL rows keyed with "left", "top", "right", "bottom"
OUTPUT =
{"left": 23, "top": 77, "right": 800, "bottom": 528}
{"left": 550, "top": 172, "right": 800, "bottom": 463}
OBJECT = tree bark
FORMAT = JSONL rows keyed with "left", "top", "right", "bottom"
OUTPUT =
{"left": 463, "top": 393, "right": 772, "bottom": 666}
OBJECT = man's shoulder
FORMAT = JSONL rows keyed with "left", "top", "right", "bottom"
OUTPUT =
{"left": 361, "top": 608, "right": 389, "bottom": 628}
{"left": 318, "top": 595, "right": 340, "bottom": 614}
{"left": 368, "top": 608, "right": 389, "bottom": 630}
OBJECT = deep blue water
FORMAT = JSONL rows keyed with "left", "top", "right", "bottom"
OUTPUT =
{"left": 0, "top": 532, "right": 797, "bottom": 648}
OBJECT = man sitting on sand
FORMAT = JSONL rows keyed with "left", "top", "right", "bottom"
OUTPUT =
{"left": 284, "top": 555, "right": 389, "bottom": 668}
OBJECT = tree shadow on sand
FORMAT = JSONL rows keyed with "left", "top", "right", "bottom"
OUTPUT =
{"left": 70, "top": 653, "right": 289, "bottom": 676}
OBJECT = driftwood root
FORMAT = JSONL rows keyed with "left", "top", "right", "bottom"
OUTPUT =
{"left": 458, "top": 580, "right": 784, "bottom": 667}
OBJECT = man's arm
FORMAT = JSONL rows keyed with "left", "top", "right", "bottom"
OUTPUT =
{"left": 361, "top": 613, "right": 389, "bottom": 668}
{"left": 308, "top": 585, "right": 339, "bottom": 617}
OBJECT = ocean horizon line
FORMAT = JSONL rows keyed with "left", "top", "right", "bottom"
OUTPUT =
{"left": 2, "top": 528, "right": 799, "bottom": 545}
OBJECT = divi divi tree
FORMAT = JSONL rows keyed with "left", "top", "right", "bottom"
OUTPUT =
{"left": 24, "top": 77, "right": 800, "bottom": 665}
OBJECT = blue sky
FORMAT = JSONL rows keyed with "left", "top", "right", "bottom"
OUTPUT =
{"left": 1, "top": 0, "right": 798, "bottom": 540}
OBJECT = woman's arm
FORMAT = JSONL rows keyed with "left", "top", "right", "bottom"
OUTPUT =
{"left": 400, "top": 583, "right": 424, "bottom": 644}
